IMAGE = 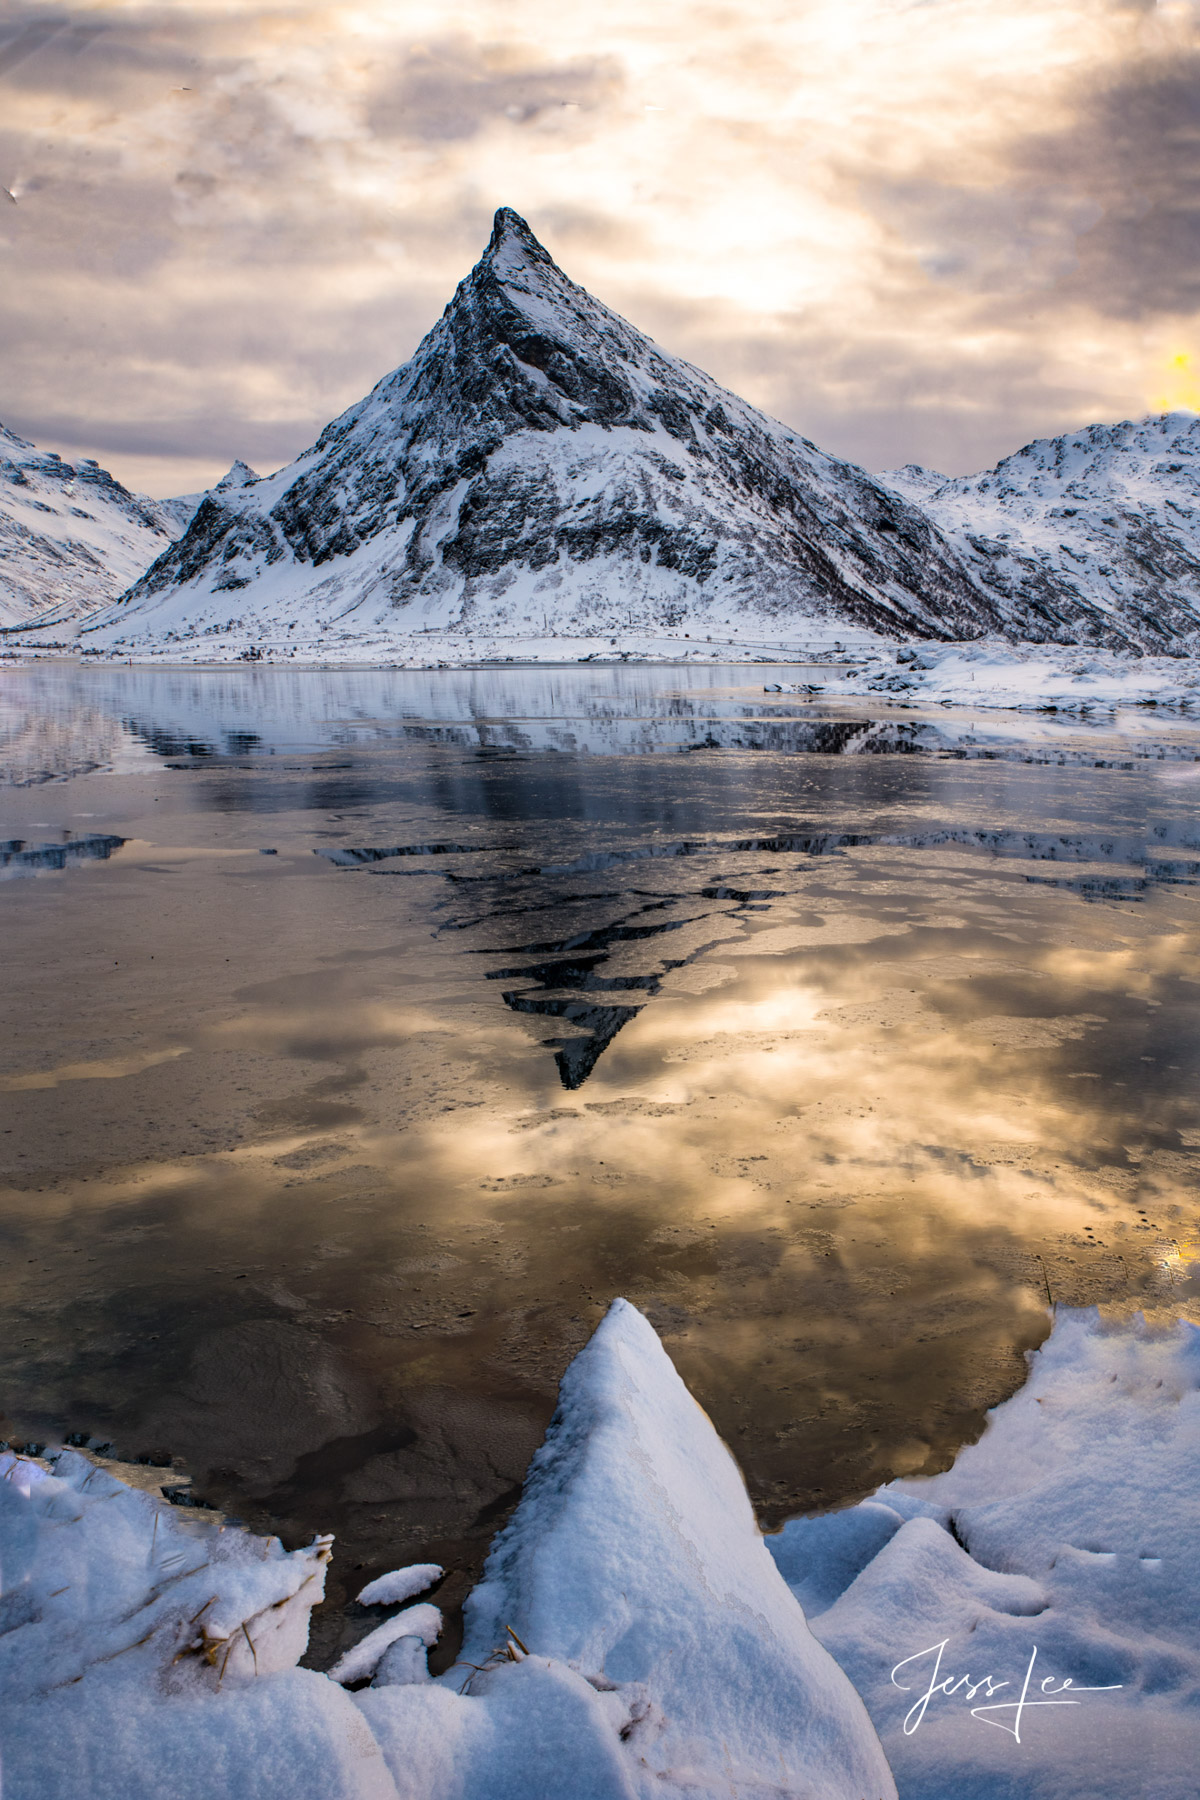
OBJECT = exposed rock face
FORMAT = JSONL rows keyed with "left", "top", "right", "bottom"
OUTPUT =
{"left": 0, "top": 425, "right": 189, "bottom": 628}
{"left": 90, "top": 210, "right": 991, "bottom": 652}
{"left": 885, "top": 413, "right": 1200, "bottom": 653}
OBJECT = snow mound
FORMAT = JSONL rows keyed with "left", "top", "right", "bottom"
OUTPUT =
{"left": 0, "top": 1448, "right": 396, "bottom": 1799}
{"left": 356, "top": 1563, "right": 442, "bottom": 1607}
{"left": 770, "top": 1308, "right": 1200, "bottom": 1799}
{"left": 331, "top": 1604, "right": 443, "bottom": 1686}
{"left": 11, "top": 1301, "right": 1196, "bottom": 1798}
{"left": 0, "top": 1304, "right": 895, "bottom": 1800}
{"left": 808, "top": 638, "right": 1200, "bottom": 711}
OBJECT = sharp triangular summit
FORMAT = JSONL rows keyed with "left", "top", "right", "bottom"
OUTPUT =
{"left": 85, "top": 210, "right": 1006, "bottom": 657}
{"left": 484, "top": 203, "right": 563, "bottom": 275}
{"left": 214, "top": 460, "right": 259, "bottom": 492}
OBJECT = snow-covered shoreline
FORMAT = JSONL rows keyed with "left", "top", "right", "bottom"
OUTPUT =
{"left": 5, "top": 636, "right": 1200, "bottom": 715}
{"left": 772, "top": 638, "right": 1200, "bottom": 715}
{"left": 3, "top": 1300, "right": 1197, "bottom": 1799}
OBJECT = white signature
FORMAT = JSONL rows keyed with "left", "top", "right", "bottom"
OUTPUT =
{"left": 890, "top": 1640, "right": 1122, "bottom": 1743}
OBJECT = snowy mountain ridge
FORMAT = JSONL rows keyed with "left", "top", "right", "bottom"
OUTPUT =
{"left": 82, "top": 209, "right": 993, "bottom": 659}
{"left": 884, "top": 412, "right": 1200, "bottom": 653}
{"left": 0, "top": 425, "right": 196, "bottom": 630}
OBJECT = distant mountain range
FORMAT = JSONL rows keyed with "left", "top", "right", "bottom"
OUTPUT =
{"left": 0, "top": 425, "right": 188, "bottom": 629}
{"left": 5, "top": 210, "right": 1200, "bottom": 659}
{"left": 885, "top": 414, "right": 1200, "bottom": 652}
{"left": 0, "top": 432, "right": 257, "bottom": 633}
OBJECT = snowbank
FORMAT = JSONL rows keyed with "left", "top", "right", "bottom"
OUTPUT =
{"left": 12, "top": 627, "right": 1197, "bottom": 728}
{"left": 770, "top": 1308, "right": 1200, "bottom": 1799}
{"left": 0, "top": 1449, "right": 396, "bottom": 1799}
{"left": 771, "top": 638, "right": 1200, "bottom": 712}
{"left": 0, "top": 1304, "right": 894, "bottom": 1800}
{"left": 364, "top": 1297, "right": 895, "bottom": 1799}
{"left": 4, "top": 1303, "right": 1196, "bottom": 1799}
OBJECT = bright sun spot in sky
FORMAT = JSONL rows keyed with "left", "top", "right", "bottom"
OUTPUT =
{"left": 1152, "top": 353, "right": 1200, "bottom": 415}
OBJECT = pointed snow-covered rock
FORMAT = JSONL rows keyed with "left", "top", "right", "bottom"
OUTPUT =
{"left": 87, "top": 209, "right": 988, "bottom": 655}
{"left": 441, "top": 1297, "right": 897, "bottom": 1799}
{"left": 157, "top": 460, "right": 260, "bottom": 533}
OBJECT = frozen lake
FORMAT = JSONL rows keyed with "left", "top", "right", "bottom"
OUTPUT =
{"left": 3, "top": 662, "right": 1199, "bottom": 1668}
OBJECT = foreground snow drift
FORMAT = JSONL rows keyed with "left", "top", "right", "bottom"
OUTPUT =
{"left": 0, "top": 1452, "right": 395, "bottom": 1799}
{"left": 0, "top": 1301, "right": 894, "bottom": 1800}
{"left": 358, "top": 1298, "right": 895, "bottom": 1799}
{"left": 4, "top": 1304, "right": 1197, "bottom": 1798}
{"left": 772, "top": 1309, "right": 1200, "bottom": 1799}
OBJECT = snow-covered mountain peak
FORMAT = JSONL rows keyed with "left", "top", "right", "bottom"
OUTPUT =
{"left": 879, "top": 463, "right": 947, "bottom": 502}
{"left": 89, "top": 208, "right": 991, "bottom": 654}
{"left": 157, "top": 461, "right": 262, "bottom": 533}
{"left": 954, "top": 411, "right": 1200, "bottom": 504}
{"left": 214, "top": 459, "right": 259, "bottom": 492}
{"left": 484, "top": 203, "right": 563, "bottom": 283}
{"left": 900, "top": 411, "right": 1200, "bottom": 651}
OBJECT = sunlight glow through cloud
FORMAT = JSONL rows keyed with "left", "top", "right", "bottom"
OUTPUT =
{"left": 3, "top": 0, "right": 1200, "bottom": 492}
{"left": 1152, "top": 352, "right": 1200, "bottom": 415}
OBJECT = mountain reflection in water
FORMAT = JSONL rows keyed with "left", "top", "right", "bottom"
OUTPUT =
{"left": 1, "top": 662, "right": 1199, "bottom": 1670}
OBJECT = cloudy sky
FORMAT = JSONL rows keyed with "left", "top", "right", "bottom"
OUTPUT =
{"left": 2, "top": 0, "right": 1199, "bottom": 496}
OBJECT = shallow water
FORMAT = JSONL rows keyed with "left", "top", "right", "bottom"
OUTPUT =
{"left": 3, "top": 663, "right": 1200, "bottom": 1667}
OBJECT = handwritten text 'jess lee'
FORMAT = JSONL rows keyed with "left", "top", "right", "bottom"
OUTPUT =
{"left": 891, "top": 1640, "right": 1122, "bottom": 1743}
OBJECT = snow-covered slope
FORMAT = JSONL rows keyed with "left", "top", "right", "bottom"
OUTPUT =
{"left": 0, "top": 426, "right": 196, "bottom": 629}
{"left": 83, "top": 210, "right": 990, "bottom": 660}
{"left": 884, "top": 414, "right": 1200, "bottom": 653}
{"left": 775, "top": 1307, "right": 1200, "bottom": 1799}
